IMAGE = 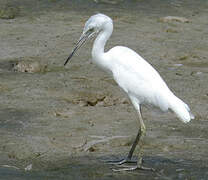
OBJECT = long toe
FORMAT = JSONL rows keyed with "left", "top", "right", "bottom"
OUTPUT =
{"left": 106, "top": 158, "right": 137, "bottom": 165}
{"left": 112, "top": 165, "right": 138, "bottom": 172}
{"left": 137, "top": 165, "right": 155, "bottom": 171}
{"left": 112, "top": 164, "right": 155, "bottom": 172}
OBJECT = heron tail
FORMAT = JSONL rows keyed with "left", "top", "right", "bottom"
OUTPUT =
{"left": 169, "top": 96, "right": 194, "bottom": 123}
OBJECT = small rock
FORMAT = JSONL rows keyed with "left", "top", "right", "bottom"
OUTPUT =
{"left": 159, "top": 16, "right": 190, "bottom": 23}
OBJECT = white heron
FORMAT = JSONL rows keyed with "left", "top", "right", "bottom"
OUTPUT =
{"left": 64, "top": 13, "right": 194, "bottom": 171}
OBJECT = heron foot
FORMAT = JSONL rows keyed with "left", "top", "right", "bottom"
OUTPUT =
{"left": 112, "top": 164, "right": 155, "bottom": 172}
{"left": 110, "top": 157, "right": 155, "bottom": 172}
{"left": 106, "top": 157, "right": 137, "bottom": 165}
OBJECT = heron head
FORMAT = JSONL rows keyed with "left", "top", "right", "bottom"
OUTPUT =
{"left": 64, "top": 13, "right": 112, "bottom": 66}
{"left": 83, "top": 13, "right": 112, "bottom": 34}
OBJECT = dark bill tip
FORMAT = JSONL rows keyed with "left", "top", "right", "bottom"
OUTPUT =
{"left": 64, "top": 29, "right": 95, "bottom": 66}
{"left": 64, "top": 50, "right": 75, "bottom": 66}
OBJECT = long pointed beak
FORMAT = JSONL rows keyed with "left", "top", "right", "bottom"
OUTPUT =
{"left": 64, "top": 30, "right": 94, "bottom": 66}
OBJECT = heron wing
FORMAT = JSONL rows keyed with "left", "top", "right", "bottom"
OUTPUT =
{"left": 107, "top": 46, "right": 173, "bottom": 110}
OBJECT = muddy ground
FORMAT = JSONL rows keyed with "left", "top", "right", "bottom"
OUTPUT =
{"left": 0, "top": 0, "right": 208, "bottom": 179}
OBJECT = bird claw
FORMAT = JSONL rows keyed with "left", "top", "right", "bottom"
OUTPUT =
{"left": 106, "top": 157, "right": 155, "bottom": 172}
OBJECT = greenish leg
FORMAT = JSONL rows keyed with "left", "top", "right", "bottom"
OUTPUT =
{"left": 112, "top": 102, "right": 155, "bottom": 171}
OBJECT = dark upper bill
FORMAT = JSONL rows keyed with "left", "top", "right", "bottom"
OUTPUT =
{"left": 64, "top": 29, "right": 94, "bottom": 66}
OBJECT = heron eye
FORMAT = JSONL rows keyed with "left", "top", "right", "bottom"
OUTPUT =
{"left": 88, "top": 28, "right": 94, "bottom": 32}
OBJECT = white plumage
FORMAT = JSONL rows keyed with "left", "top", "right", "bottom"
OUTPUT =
{"left": 105, "top": 46, "right": 193, "bottom": 123}
{"left": 64, "top": 13, "right": 194, "bottom": 171}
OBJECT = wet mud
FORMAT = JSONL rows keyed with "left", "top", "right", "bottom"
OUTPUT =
{"left": 0, "top": 0, "right": 208, "bottom": 179}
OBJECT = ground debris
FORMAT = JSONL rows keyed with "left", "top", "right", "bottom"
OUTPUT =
{"left": 61, "top": 88, "right": 130, "bottom": 107}
{"left": 0, "top": 4, "right": 19, "bottom": 19}
{"left": 13, "top": 59, "right": 47, "bottom": 73}
{"left": 165, "top": 28, "right": 178, "bottom": 33}
{"left": 82, "top": 135, "right": 130, "bottom": 152}
{"left": 24, "top": 164, "right": 32, "bottom": 171}
{"left": 1, "top": 164, "right": 20, "bottom": 170}
{"left": 178, "top": 55, "right": 189, "bottom": 61}
{"left": 53, "top": 109, "right": 75, "bottom": 118}
{"left": 159, "top": 16, "right": 190, "bottom": 23}
{"left": 176, "top": 168, "right": 185, "bottom": 172}
{"left": 93, "top": 0, "right": 123, "bottom": 5}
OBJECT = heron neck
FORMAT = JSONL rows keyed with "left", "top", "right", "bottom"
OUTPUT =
{"left": 92, "top": 22, "right": 113, "bottom": 60}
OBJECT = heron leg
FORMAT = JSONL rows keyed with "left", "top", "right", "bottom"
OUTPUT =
{"left": 112, "top": 133, "right": 155, "bottom": 172}
{"left": 107, "top": 128, "right": 142, "bottom": 165}
{"left": 114, "top": 135, "right": 155, "bottom": 172}
{"left": 112, "top": 99, "right": 155, "bottom": 171}
{"left": 112, "top": 156, "right": 155, "bottom": 172}
{"left": 109, "top": 102, "right": 145, "bottom": 165}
